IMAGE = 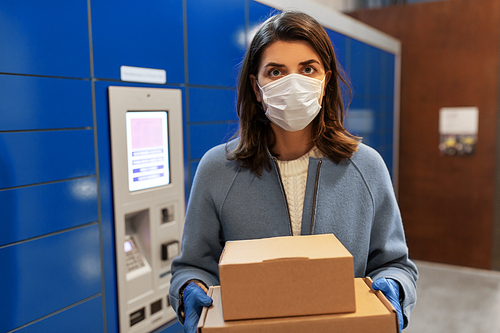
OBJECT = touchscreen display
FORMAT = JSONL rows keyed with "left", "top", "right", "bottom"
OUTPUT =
{"left": 126, "top": 111, "right": 170, "bottom": 192}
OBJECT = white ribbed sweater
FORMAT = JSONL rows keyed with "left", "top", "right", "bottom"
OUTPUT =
{"left": 275, "top": 147, "right": 324, "bottom": 236}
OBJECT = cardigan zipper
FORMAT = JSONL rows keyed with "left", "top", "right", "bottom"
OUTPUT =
{"left": 309, "top": 159, "right": 322, "bottom": 235}
{"left": 272, "top": 157, "right": 294, "bottom": 236}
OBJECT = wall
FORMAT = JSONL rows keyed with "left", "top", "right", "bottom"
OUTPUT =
{"left": 308, "top": 0, "right": 356, "bottom": 11}
{"left": 308, "top": 0, "right": 449, "bottom": 12}
{"left": 0, "top": 1, "right": 398, "bottom": 332}
{"left": 349, "top": 0, "right": 500, "bottom": 269}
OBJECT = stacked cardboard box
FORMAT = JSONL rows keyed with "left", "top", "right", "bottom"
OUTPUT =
{"left": 197, "top": 234, "right": 398, "bottom": 332}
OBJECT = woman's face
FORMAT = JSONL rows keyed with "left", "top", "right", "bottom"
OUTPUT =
{"left": 250, "top": 40, "right": 331, "bottom": 103}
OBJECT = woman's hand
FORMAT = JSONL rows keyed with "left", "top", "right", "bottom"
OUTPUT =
{"left": 182, "top": 282, "right": 213, "bottom": 333}
{"left": 372, "top": 278, "right": 404, "bottom": 332}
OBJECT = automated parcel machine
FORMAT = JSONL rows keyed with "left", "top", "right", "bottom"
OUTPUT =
{"left": 108, "top": 87, "right": 184, "bottom": 332}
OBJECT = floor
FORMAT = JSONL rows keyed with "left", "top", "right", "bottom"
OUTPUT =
{"left": 404, "top": 260, "right": 500, "bottom": 332}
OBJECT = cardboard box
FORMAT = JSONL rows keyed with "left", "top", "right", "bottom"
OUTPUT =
{"left": 218, "top": 234, "right": 355, "bottom": 320}
{"left": 197, "top": 278, "right": 398, "bottom": 333}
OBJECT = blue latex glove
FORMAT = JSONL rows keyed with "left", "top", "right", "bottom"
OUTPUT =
{"left": 372, "top": 278, "right": 404, "bottom": 332}
{"left": 182, "top": 282, "right": 213, "bottom": 333}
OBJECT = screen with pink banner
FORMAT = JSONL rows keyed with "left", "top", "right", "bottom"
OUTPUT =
{"left": 125, "top": 111, "right": 170, "bottom": 191}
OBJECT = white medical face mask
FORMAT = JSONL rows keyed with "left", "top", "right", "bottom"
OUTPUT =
{"left": 257, "top": 73, "right": 325, "bottom": 132}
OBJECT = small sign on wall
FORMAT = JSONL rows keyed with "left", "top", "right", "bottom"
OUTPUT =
{"left": 438, "top": 107, "right": 478, "bottom": 156}
{"left": 120, "top": 66, "right": 167, "bottom": 84}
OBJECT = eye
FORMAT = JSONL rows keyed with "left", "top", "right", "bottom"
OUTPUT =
{"left": 268, "top": 68, "right": 283, "bottom": 77}
{"left": 302, "top": 66, "right": 316, "bottom": 75}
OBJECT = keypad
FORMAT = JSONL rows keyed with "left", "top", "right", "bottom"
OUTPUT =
{"left": 125, "top": 238, "right": 146, "bottom": 272}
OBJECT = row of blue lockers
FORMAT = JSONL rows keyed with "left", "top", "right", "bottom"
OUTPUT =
{"left": 1, "top": 1, "right": 395, "bottom": 95}
{"left": 0, "top": 0, "right": 397, "bottom": 332}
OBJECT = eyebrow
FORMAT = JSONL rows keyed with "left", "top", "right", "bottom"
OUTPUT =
{"left": 263, "top": 62, "right": 286, "bottom": 68}
{"left": 299, "top": 59, "right": 321, "bottom": 66}
{"left": 263, "top": 59, "right": 321, "bottom": 68}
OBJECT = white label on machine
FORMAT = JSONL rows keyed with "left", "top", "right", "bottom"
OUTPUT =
{"left": 126, "top": 111, "right": 171, "bottom": 192}
{"left": 120, "top": 65, "right": 167, "bottom": 84}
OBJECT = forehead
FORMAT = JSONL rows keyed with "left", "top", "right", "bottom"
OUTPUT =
{"left": 259, "top": 40, "right": 323, "bottom": 69}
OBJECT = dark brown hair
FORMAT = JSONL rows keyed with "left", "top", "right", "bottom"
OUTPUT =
{"left": 228, "top": 11, "right": 360, "bottom": 175}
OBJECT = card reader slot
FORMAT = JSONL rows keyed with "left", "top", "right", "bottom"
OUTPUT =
{"left": 130, "top": 307, "right": 145, "bottom": 327}
{"left": 151, "top": 299, "right": 163, "bottom": 315}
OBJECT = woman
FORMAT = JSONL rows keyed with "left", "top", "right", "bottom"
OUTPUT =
{"left": 170, "top": 11, "right": 417, "bottom": 333}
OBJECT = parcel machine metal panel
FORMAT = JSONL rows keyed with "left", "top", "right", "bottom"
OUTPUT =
{"left": 108, "top": 86, "right": 184, "bottom": 332}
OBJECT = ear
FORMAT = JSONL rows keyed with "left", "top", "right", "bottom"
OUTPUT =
{"left": 322, "top": 70, "right": 332, "bottom": 98}
{"left": 249, "top": 74, "right": 262, "bottom": 103}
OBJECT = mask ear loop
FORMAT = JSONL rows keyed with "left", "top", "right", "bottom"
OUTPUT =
{"left": 318, "top": 75, "right": 328, "bottom": 102}
{"left": 256, "top": 80, "right": 263, "bottom": 91}
{"left": 255, "top": 80, "right": 269, "bottom": 114}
